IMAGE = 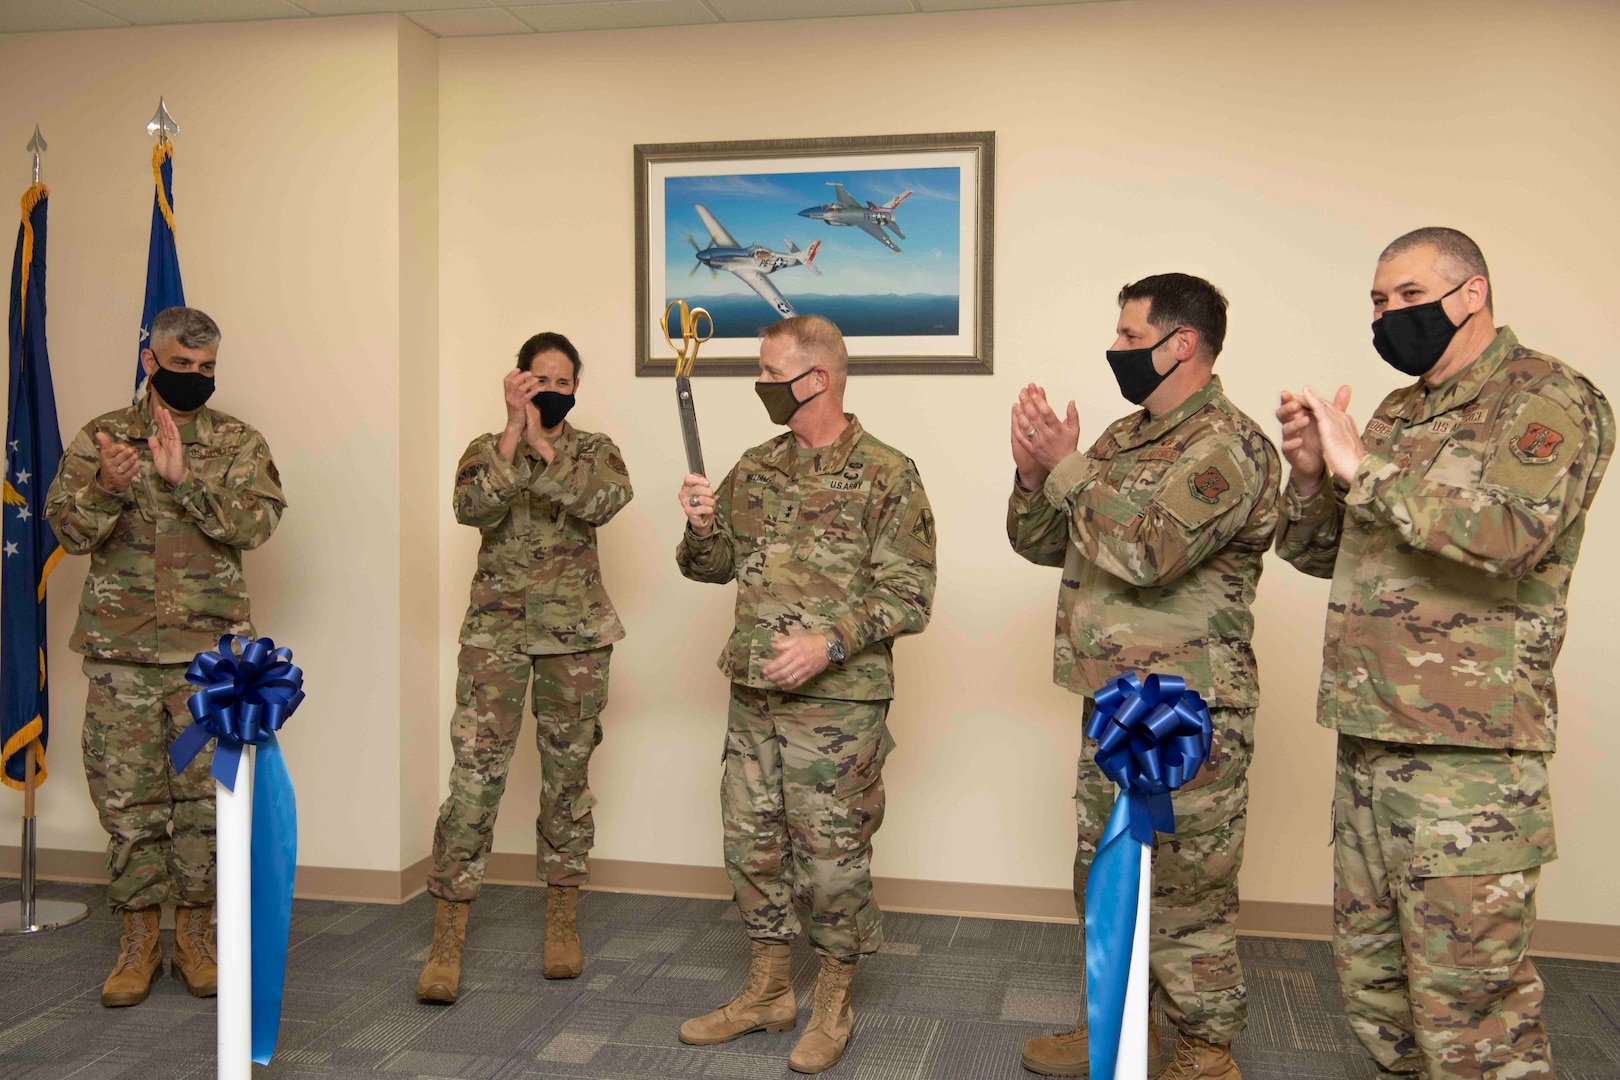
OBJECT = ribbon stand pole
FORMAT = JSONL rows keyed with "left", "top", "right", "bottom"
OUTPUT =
{"left": 1116, "top": 841, "right": 1152, "bottom": 1078}
{"left": 216, "top": 745, "right": 253, "bottom": 1080}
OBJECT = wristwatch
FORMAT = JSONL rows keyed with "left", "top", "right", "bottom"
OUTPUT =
{"left": 825, "top": 637, "right": 846, "bottom": 664}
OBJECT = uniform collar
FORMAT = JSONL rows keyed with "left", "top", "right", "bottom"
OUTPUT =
{"left": 762, "top": 414, "right": 865, "bottom": 476}
{"left": 137, "top": 391, "right": 215, "bottom": 445}
{"left": 522, "top": 420, "right": 577, "bottom": 463}
{"left": 1403, "top": 325, "right": 1516, "bottom": 423}
{"left": 1114, "top": 376, "right": 1223, "bottom": 450}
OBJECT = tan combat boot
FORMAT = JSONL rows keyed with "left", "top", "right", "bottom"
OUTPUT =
{"left": 171, "top": 905, "right": 219, "bottom": 997}
{"left": 415, "top": 899, "right": 468, "bottom": 1004}
{"left": 101, "top": 908, "right": 162, "bottom": 1007}
{"left": 679, "top": 940, "right": 796, "bottom": 1045}
{"left": 1021, "top": 1019, "right": 1164, "bottom": 1076}
{"left": 1158, "top": 1034, "right": 1241, "bottom": 1080}
{"left": 788, "top": 954, "right": 857, "bottom": 1074}
{"left": 543, "top": 885, "right": 583, "bottom": 979}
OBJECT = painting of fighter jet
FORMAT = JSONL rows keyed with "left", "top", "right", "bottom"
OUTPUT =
{"left": 798, "top": 183, "right": 912, "bottom": 253}
{"left": 686, "top": 204, "right": 821, "bottom": 319}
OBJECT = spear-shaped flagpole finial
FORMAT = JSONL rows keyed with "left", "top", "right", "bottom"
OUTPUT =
{"left": 26, "top": 124, "right": 46, "bottom": 185}
{"left": 146, "top": 97, "right": 178, "bottom": 144}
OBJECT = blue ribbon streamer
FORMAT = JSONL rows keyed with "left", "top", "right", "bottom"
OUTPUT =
{"left": 1083, "top": 672, "right": 1213, "bottom": 1079}
{"left": 169, "top": 634, "right": 303, "bottom": 1066}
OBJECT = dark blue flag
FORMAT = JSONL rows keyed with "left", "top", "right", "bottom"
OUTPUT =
{"left": 3, "top": 183, "right": 64, "bottom": 788}
{"left": 134, "top": 140, "right": 184, "bottom": 403}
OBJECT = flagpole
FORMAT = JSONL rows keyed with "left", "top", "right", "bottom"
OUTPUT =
{"left": 0, "top": 126, "right": 87, "bottom": 936}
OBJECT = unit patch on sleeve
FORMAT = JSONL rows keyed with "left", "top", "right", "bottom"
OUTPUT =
{"left": 1189, "top": 466, "right": 1231, "bottom": 504}
{"left": 1510, "top": 423, "right": 1564, "bottom": 465}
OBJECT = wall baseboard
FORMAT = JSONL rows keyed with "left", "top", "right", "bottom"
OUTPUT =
{"left": 6, "top": 847, "right": 1615, "bottom": 962}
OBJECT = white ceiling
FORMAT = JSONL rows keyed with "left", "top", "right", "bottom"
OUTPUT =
{"left": 0, "top": 0, "right": 1113, "bottom": 38}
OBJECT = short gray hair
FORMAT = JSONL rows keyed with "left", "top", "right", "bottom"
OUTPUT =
{"left": 150, "top": 307, "right": 221, "bottom": 352}
{"left": 1379, "top": 227, "right": 1492, "bottom": 310}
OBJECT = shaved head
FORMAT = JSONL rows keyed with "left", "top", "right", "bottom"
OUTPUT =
{"left": 1379, "top": 227, "right": 1492, "bottom": 311}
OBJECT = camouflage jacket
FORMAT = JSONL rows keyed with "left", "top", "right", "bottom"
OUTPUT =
{"left": 44, "top": 396, "right": 286, "bottom": 664}
{"left": 1008, "top": 377, "right": 1280, "bottom": 708}
{"left": 676, "top": 415, "right": 936, "bottom": 701}
{"left": 454, "top": 423, "right": 632, "bottom": 654}
{"left": 1276, "top": 327, "right": 1613, "bottom": 751}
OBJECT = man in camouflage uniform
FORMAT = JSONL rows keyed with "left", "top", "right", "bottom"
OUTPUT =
{"left": 44, "top": 307, "right": 286, "bottom": 1008}
{"left": 1275, "top": 227, "right": 1613, "bottom": 1079}
{"left": 417, "top": 332, "right": 632, "bottom": 1004}
{"left": 1009, "top": 274, "right": 1279, "bottom": 1080}
{"left": 674, "top": 315, "right": 936, "bottom": 1075}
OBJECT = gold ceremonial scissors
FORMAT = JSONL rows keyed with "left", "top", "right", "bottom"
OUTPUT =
{"left": 661, "top": 298, "right": 713, "bottom": 377}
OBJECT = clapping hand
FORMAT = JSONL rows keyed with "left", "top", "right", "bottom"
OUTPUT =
{"left": 95, "top": 432, "right": 140, "bottom": 494}
{"left": 1011, "top": 383, "right": 1080, "bottom": 490}
{"left": 148, "top": 405, "right": 186, "bottom": 486}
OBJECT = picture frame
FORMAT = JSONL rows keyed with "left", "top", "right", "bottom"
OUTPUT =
{"left": 634, "top": 131, "right": 995, "bottom": 376}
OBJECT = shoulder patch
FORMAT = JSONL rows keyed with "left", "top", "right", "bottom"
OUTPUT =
{"left": 457, "top": 462, "right": 486, "bottom": 487}
{"left": 1156, "top": 445, "right": 1247, "bottom": 531}
{"left": 1510, "top": 422, "right": 1564, "bottom": 466}
{"left": 1188, "top": 465, "right": 1230, "bottom": 504}
{"left": 892, "top": 500, "right": 937, "bottom": 565}
{"left": 1483, "top": 395, "right": 1586, "bottom": 500}
{"left": 604, "top": 450, "right": 628, "bottom": 475}
{"left": 909, "top": 506, "right": 935, "bottom": 548}
{"left": 267, "top": 461, "right": 281, "bottom": 488}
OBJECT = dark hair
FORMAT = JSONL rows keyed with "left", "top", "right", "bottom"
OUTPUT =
{"left": 1379, "top": 226, "right": 1493, "bottom": 311}
{"left": 1117, "top": 273, "right": 1228, "bottom": 359}
{"left": 517, "top": 332, "right": 582, "bottom": 379}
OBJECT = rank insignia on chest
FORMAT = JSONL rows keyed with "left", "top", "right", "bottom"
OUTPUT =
{"left": 1189, "top": 466, "right": 1230, "bottom": 504}
{"left": 1511, "top": 422, "right": 1564, "bottom": 465}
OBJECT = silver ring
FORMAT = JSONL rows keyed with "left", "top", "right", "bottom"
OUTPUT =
{"left": 1025, "top": 428, "right": 1037, "bottom": 438}
{"left": 689, "top": 495, "right": 701, "bottom": 507}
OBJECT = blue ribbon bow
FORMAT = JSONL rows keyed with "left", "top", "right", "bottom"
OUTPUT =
{"left": 1084, "top": 672, "right": 1213, "bottom": 1078}
{"left": 169, "top": 634, "right": 303, "bottom": 1066}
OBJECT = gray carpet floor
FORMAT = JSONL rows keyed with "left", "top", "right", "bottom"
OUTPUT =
{"left": 0, "top": 880, "right": 1614, "bottom": 1079}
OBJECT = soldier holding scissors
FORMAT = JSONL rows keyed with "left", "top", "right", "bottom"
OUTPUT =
{"left": 674, "top": 314, "right": 936, "bottom": 1075}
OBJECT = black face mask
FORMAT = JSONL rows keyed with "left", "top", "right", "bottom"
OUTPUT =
{"left": 148, "top": 365, "right": 215, "bottom": 412}
{"left": 1371, "top": 279, "right": 1474, "bottom": 377}
{"left": 755, "top": 368, "right": 822, "bottom": 425}
{"left": 532, "top": 391, "right": 575, "bottom": 429}
{"left": 1105, "top": 327, "right": 1182, "bottom": 406}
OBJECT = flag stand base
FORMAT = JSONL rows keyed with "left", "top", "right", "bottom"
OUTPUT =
{"left": 0, "top": 899, "right": 88, "bottom": 935}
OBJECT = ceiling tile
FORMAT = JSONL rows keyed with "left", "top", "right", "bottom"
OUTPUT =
{"left": 704, "top": 0, "right": 911, "bottom": 21}
{"left": 506, "top": 0, "right": 718, "bottom": 32}
{"left": 0, "top": 0, "right": 129, "bottom": 32}
{"left": 85, "top": 0, "right": 311, "bottom": 24}
{"left": 405, "top": 6, "right": 532, "bottom": 33}
{"left": 295, "top": 0, "right": 493, "bottom": 13}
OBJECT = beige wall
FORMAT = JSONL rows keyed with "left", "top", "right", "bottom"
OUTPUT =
{"left": 436, "top": 0, "right": 1620, "bottom": 925}
{"left": 0, "top": 14, "right": 421, "bottom": 872}
{"left": 1, "top": 0, "right": 1616, "bottom": 927}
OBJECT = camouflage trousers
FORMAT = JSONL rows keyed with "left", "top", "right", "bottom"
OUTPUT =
{"left": 427, "top": 644, "right": 610, "bottom": 903}
{"left": 1333, "top": 734, "right": 1555, "bottom": 1079}
{"left": 1074, "top": 703, "right": 1254, "bottom": 1045}
{"left": 722, "top": 685, "right": 892, "bottom": 960}
{"left": 81, "top": 659, "right": 215, "bottom": 913}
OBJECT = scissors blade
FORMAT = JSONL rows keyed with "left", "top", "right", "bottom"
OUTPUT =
{"left": 676, "top": 375, "right": 705, "bottom": 477}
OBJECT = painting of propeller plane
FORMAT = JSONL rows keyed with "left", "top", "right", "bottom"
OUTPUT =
{"left": 662, "top": 167, "right": 961, "bottom": 338}
{"left": 686, "top": 204, "right": 821, "bottom": 319}
{"left": 635, "top": 132, "right": 994, "bottom": 375}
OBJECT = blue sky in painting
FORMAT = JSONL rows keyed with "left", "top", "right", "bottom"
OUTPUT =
{"left": 664, "top": 166, "right": 961, "bottom": 299}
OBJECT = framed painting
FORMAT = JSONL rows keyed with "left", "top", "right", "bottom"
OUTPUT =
{"left": 634, "top": 131, "right": 994, "bottom": 376}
